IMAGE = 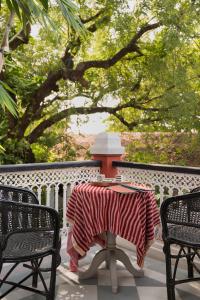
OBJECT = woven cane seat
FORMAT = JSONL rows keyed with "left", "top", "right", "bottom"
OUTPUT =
{"left": 2, "top": 231, "right": 54, "bottom": 260}
{"left": 168, "top": 225, "right": 200, "bottom": 246}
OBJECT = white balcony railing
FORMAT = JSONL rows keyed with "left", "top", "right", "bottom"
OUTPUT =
{"left": 0, "top": 161, "right": 100, "bottom": 229}
{"left": 0, "top": 160, "right": 200, "bottom": 229}
{"left": 113, "top": 161, "right": 200, "bottom": 206}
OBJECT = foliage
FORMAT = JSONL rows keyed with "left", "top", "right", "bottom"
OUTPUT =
{"left": 0, "top": 137, "right": 33, "bottom": 163}
{"left": 0, "top": 0, "right": 200, "bottom": 163}
{"left": 0, "top": 81, "right": 17, "bottom": 116}
{"left": 125, "top": 132, "right": 200, "bottom": 167}
{"left": 0, "top": 0, "right": 84, "bottom": 33}
{"left": 31, "top": 122, "right": 77, "bottom": 162}
{"left": 0, "top": 0, "right": 84, "bottom": 128}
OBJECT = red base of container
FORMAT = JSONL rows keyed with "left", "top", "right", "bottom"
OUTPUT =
{"left": 92, "top": 154, "right": 122, "bottom": 178}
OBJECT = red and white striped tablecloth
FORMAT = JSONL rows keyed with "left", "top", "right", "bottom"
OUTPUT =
{"left": 66, "top": 183, "right": 160, "bottom": 267}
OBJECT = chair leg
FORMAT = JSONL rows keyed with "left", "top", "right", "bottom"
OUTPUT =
{"left": 46, "top": 253, "right": 57, "bottom": 300}
{"left": 31, "top": 260, "right": 39, "bottom": 288}
{"left": 187, "top": 247, "right": 194, "bottom": 278}
{"left": 0, "top": 261, "right": 3, "bottom": 291}
{"left": 164, "top": 244, "right": 175, "bottom": 300}
{"left": 32, "top": 270, "right": 38, "bottom": 288}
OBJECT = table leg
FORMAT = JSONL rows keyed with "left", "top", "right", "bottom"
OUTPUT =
{"left": 106, "top": 232, "right": 144, "bottom": 276}
{"left": 105, "top": 251, "right": 110, "bottom": 269}
{"left": 114, "top": 248, "right": 144, "bottom": 277}
{"left": 79, "top": 249, "right": 107, "bottom": 279}
{"left": 109, "top": 251, "right": 118, "bottom": 293}
{"left": 78, "top": 231, "right": 144, "bottom": 292}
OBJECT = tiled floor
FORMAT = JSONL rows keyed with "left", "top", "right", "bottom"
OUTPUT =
{"left": 1, "top": 239, "right": 200, "bottom": 300}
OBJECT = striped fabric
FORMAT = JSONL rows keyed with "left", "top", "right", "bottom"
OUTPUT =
{"left": 67, "top": 183, "right": 160, "bottom": 267}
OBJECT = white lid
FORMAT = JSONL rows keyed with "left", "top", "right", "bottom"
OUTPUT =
{"left": 90, "top": 132, "right": 124, "bottom": 155}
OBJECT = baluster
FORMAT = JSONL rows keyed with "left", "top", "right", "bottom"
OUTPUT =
{"left": 159, "top": 186, "right": 164, "bottom": 206}
{"left": 62, "top": 185, "right": 67, "bottom": 230}
{"left": 49, "top": 186, "right": 54, "bottom": 208}
{"left": 46, "top": 186, "right": 51, "bottom": 207}
{"left": 168, "top": 187, "right": 173, "bottom": 197}
{"left": 177, "top": 188, "right": 181, "bottom": 196}
{"left": 55, "top": 185, "right": 59, "bottom": 211}
{"left": 37, "top": 186, "right": 42, "bottom": 204}
{"left": 67, "top": 184, "right": 72, "bottom": 204}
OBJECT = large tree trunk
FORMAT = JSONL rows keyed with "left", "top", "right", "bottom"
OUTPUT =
{"left": 23, "top": 146, "right": 36, "bottom": 163}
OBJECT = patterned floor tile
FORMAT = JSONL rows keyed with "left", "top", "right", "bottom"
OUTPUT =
{"left": 98, "top": 269, "right": 136, "bottom": 286}
{"left": 134, "top": 276, "right": 165, "bottom": 287}
{"left": 176, "top": 288, "right": 200, "bottom": 300}
{"left": 79, "top": 276, "right": 98, "bottom": 285}
{"left": 1, "top": 282, "right": 98, "bottom": 300}
{"left": 97, "top": 286, "right": 139, "bottom": 300}
{"left": 137, "top": 287, "right": 168, "bottom": 300}
{"left": 56, "top": 283, "right": 98, "bottom": 300}
{"left": 2, "top": 239, "right": 200, "bottom": 300}
{"left": 114, "top": 269, "right": 136, "bottom": 286}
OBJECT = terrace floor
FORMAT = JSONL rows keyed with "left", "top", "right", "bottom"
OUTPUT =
{"left": 2, "top": 238, "right": 200, "bottom": 300}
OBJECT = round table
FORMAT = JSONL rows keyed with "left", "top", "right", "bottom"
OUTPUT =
{"left": 67, "top": 183, "right": 160, "bottom": 293}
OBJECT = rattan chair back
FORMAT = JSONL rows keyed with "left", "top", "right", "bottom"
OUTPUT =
{"left": 0, "top": 185, "right": 39, "bottom": 204}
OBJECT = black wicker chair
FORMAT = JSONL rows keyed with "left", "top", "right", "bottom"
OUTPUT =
{"left": 160, "top": 188, "right": 200, "bottom": 300}
{"left": 0, "top": 185, "right": 61, "bottom": 300}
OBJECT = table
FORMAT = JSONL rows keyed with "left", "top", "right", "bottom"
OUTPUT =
{"left": 66, "top": 183, "right": 160, "bottom": 293}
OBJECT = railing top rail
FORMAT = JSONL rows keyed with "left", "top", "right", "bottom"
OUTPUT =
{"left": 113, "top": 161, "right": 200, "bottom": 175}
{"left": 0, "top": 160, "right": 101, "bottom": 173}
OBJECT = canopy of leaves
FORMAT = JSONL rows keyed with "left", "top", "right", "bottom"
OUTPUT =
{"left": 125, "top": 132, "right": 200, "bottom": 167}
{"left": 0, "top": 0, "right": 84, "bottom": 123}
{"left": 0, "top": 0, "right": 200, "bottom": 163}
{"left": 0, "top": 0, "right": 84, "bottom": 32}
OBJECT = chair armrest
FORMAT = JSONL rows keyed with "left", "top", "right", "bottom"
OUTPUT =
{"left": 160, "top": 192, "right": 200, "bottom": 240}
{"left": 0, "top": 200, "right": 60, "bottom": 251}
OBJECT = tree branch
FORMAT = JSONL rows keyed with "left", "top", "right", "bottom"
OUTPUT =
{"left": 62, "top": 15, "right": 109, "bottom": 66}
{"left": 113, "top": 112, "right": 138, "bottom": 129}
{"left": 20, "top": 21, "right": 161, "bottom": 139}
{"left": 35, "top": 21, "right": 161, "bottom": 100}
{"left": 113, "top": 112, "right": 162, "bottom": 130}
{"left": 127, "top": 102, "right": 177, "bottom": 112}
{"left": 75, "top": 22, "right": 161, "bottom": 74}
{"left": 17, "top": 69, "right": 64, "bottom": 139}
{"left": 28, "top": 98, "right": 148, "bottom": 143}
{"left": 9, "top": 23, "right": 31, "bottom": 51}
{"left": 80, "top": 10, "right": 104, "bottom": 24}
{"left": 27, "top": 105, "right": 116, "bottom": 143}
{"left": 27, "top": 87, "right": 169, "bottom": 144}
{"left": 0, "top": 11, "right": 15, "bottom": 73}
{"left": 32, "top": 21, "right": 161, "bottom": 107}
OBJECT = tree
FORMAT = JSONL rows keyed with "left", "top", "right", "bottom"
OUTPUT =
{"left": 0, "top": 0, "right": 200, "bottom": 163}
{"left": 0, "top": 0, "right": 84, "bottom": 115}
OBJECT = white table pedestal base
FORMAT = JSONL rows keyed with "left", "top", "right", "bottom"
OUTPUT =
{"left": 78, "top": 232, "right": 144, "bottom": 293}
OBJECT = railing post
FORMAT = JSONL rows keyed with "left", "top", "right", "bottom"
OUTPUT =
{"left": 90, "top": 132, "right": 124, "bottom": 178}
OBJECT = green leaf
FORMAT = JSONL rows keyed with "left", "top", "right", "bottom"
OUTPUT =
{"left": 0, "top": 80, "right": 16, "bottom": 94}
{"left": 38, "top": 0, "right": 48, "bottom": 11}
{"left": 60, "top": 0, "right": 78, "bottom": 12}
{"left": 6, "top": 0, "right": 13, "bottom": 11}
{"left": 5, "top": 0, "right": 85, "bottom": 35}
{"left": 11, "top": 0, "right": 22, "bottom": 21}
{"left": 0, "top": 84, "right": 18, "bottom": 117}
{"left": 56, "top": 0, "right": 86, "bottom": 35}
{"left": 0, "top": 145, "right": 5, "bottom": 153}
